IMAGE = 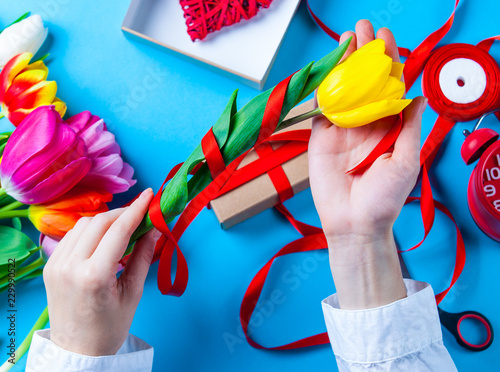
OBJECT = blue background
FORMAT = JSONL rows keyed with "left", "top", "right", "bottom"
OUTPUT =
{"left": 1, "top": 0, "right": 500, "bottom": 370}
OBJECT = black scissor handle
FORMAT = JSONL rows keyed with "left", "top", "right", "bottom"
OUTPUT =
{"left": 438, "top": 307, "right": 494, "bottom": 351}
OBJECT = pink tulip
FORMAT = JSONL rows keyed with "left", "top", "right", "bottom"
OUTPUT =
{"left": 0, "top": 106, "right": 92, "bottom": 204}
{"left": 40, "top": 234, "right": 59, "bottom": 258}
{"left": 65, "top": 111, "right": 136, "bottom": 194}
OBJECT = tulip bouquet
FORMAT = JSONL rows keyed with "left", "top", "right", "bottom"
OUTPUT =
{"left": 0, "top": 106, "right": 137, "bottom": 285}
{"left": 0, "top": 13, "right": 139, "bottom": 369}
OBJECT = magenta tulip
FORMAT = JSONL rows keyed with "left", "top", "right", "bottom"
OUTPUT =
{"left": 65, "top": 111, "right": 136, "bottom": 194}
{"left": 0, "top": 106, "right": 92, "bottom": 204}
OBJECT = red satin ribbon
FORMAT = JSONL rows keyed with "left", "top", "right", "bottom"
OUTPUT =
{"left": 305, "top": 0, "right": 411, "bottom": 58}
{"left": 240, "top": 203, "right": 330, "bottom": 350}
{"left": 347, "top": 114, "right": 403, "bottom": 174}
{"left": 404, "top": 197, "right": 466, "bottom": 305}
{"left": 254, "top": 142, "right": 295, "bottom": 203}
{"left": 202, "top": 127, "right": 226, "bottom": 180}
{"left": 238, "top": 193, "right": 464, "bottom": 350}
{"left": 403, "top": 0, "right": 461, "bottom": 90}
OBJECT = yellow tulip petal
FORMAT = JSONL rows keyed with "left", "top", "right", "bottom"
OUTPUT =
{"left": 10, "top": 68, "right": 49, "bottom": 91}
{"left": 52, "top": 97, "right": 67, "bottom": 118}
{"left": 373, "top": 77, "right": 405, "bottom": 101}
{"left": 324, "top": 99, "right": 413, "bottom": 128}
{"left": 318, "top": 52, "right": 393, "bottom": 112}
{"left": 390, "top": 62, "right": 404, "bottom": 80}
{"left": 0, "top": 52, "right": 32, "bottom": 99}
{"left": 9, "top": 80, "right": 57, "bottom": 111}
{"left": 22, "top": 61, "right": 49, "bottom": 79}
{"left": 28, "top": 204, "right": 44, "bottom": 228}
{"left": 349, "top": 39, "right": 386, "bottom": 59}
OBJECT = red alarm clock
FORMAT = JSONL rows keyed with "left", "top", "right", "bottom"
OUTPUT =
{"left": 462, "top": 108, "right": 500, "bottom": 241}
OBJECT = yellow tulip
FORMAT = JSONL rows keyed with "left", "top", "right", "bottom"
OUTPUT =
{"left": 316, "top": 39, "right": 411, "bottom": 128}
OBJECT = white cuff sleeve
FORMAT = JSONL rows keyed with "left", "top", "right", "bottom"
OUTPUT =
{"left": 322, "top": 279, "right": 457, "bottom": 371}
{"left": 26, "top": 329, "right": 154, "bottom": 372}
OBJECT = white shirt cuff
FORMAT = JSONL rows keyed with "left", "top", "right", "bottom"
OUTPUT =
{"left": 26, "top": 329, "right": 154, "bottom": 372}
{"left": 322, "top": 279, "right": 444, "bottom": 364}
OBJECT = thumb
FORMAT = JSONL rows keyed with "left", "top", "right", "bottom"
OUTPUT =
{"left": 120, "top": 228, "right": 160, "bottom": 297}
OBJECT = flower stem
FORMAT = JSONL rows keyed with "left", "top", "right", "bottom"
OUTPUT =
{"left": 0, "top": 189, "right": 6, "bottom": 198}
{"left": 0, "top": 306, "right": 49, "bottom": 371}
{"left": 0, "top": 209, "right": 29, "bottom": 219}
{"left": 0, "top": 256, "right": 45, "bottom": 291}
{"left": 0, "top": 113, "right": 4, "bottom": 120}
{"left": 277, "top": 107, "right": 322, "bottom": 131}
{"left": 0, "top": 201, "right": 24, "bottom": 213}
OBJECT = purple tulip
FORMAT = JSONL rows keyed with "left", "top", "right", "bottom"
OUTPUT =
{"left": 65, "top": 111, "right": 136, "bottom": 194}
{"left": 0, "top": 106, "right": 92, "bottom": 204}
{"left": 40, "top": 234, "right": 59, "bottom": 258}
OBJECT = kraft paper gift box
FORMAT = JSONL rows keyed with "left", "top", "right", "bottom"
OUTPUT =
{"left": 209, "top": 99, "right": 315, "bottom": 229}
{"left": 122, "top": 0, "right": 301, "bottom": 90}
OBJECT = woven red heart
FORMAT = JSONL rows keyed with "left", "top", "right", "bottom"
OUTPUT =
{"left": 180, "top": 0, "right": 274, "bottom": 42}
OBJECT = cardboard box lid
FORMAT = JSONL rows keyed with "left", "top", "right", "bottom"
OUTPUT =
{"left": 122, "top": 0, "right": 301, "bottom": 90}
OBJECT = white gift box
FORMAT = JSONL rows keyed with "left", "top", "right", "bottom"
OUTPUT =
{"left": 122, "top": 0, "right": 301, "bottom": 90}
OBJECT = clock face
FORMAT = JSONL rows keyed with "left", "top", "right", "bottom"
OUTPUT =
{"left": 480, "top": 145, "right": 500, "bottom": 217}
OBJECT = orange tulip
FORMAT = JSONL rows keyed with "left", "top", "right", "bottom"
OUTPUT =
{"left": 28, "top": 188, "right": 112, "bottom": 239}
{"left": 0, "top": 52, "right": 66, "bottom": 126}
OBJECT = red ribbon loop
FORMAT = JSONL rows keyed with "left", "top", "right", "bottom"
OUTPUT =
{"left": 202, "top": 127, "right": 227, "bottom": 180}
{"left": 148, "top": 166, "right": 189, "bottom": 296}
{"left": 240, "top": 228, "right": 329, "bottom": 350}
{"left": 305, "top": 0, "right": 411, "bottom": 58}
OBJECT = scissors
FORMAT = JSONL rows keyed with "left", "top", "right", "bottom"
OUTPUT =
{"left": 397, "top": 252, "right": 494, "bottom": 351}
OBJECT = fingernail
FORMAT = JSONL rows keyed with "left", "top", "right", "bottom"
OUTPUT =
{"left": 420, "top": 98, "right": 428, "bottom": 113}
{"left": 152, "top": 229, "right": 162, "bottom": 241}
{"left": 139, "top": 188, "right": 153, "bottom": 199}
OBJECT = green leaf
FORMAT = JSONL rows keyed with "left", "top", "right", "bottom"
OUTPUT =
{"left": 212, "top": 89, "right": 238, "bottom": 150}
{"left": 12, "top": 217, "right": 22, "bottom": 231}
{"left": 0, "top": 131, "right": 11, "bottom": 157}
{"left": 0, "top": 226, "right": 36, "bottom": 272}
{"left": 32, "top": 53, "right": 50, "bottom": 63}
{"left": 296, "top": 37, "right": 352, "bottom": 103}
{"left": 0, "top": 12, "right": 30, "bottom": 34}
